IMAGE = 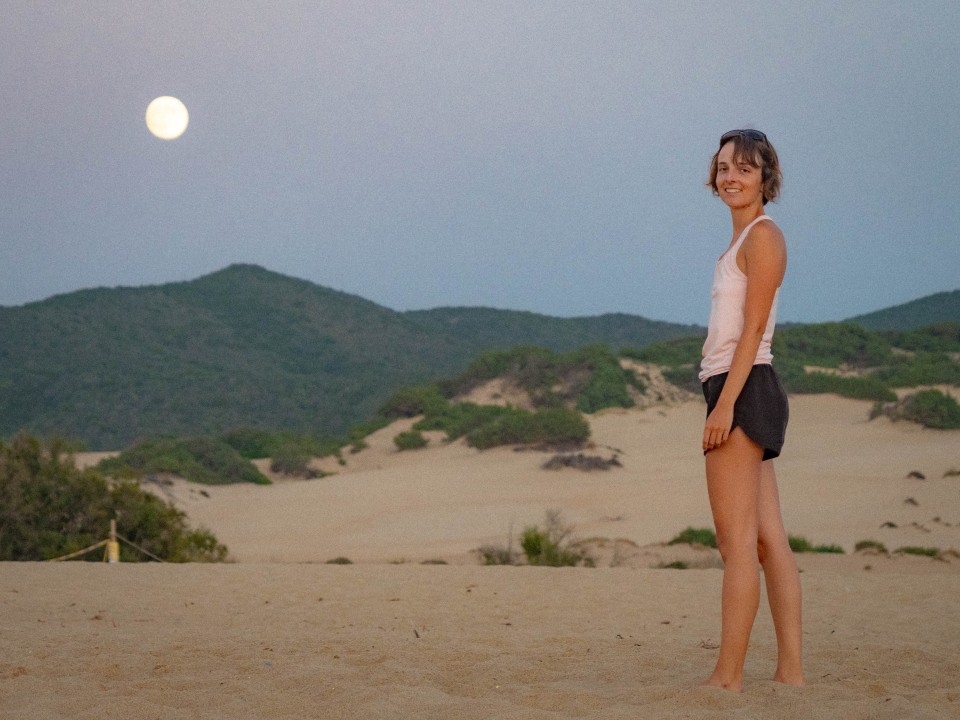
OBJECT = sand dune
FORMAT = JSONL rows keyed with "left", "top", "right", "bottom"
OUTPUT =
{"left": 6, "top": 392, "right": 959, "bottom": 718}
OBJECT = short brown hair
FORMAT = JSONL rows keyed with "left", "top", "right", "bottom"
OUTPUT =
{"left": 706, "top": 132, "right": 782, "bottom": 205}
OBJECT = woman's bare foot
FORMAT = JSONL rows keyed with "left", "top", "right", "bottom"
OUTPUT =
{"left": 772, "top": 671, "right": 804, "bottom": 688}
{"left": 702, "top": 675, "right": 743, "bottom": 693}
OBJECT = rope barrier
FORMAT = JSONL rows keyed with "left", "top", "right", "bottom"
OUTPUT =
{"left": 115, "top": 533, "right": 166, "bottom": 563}
{"left": 47, "top": 520, "right": 167, "bottom": 563}
{"left": 47, "top": 540, "right": 109, "bottom": 562}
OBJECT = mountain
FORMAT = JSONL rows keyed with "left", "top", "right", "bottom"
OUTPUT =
{"left": 0, "top": 265, "right": 700, "bottom": 448}
{"left": 845, "top": 290, "right": 960, "bottom": 331}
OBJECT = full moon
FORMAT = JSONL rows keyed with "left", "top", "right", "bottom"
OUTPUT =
{"left": 145, "top": 96, "right": 189, "bottom": 140}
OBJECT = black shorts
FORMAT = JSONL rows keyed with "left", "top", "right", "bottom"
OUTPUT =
{"left": 701, "top": 363, "right": 789, "bottom": 461}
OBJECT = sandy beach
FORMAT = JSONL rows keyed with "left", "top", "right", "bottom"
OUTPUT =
{"left": 4, "top": 392, "right": 960, "bottom": 718}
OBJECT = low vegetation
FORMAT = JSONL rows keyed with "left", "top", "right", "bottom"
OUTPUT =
{"left": 629, "top": 322, "right": 960, "bottom": 427}
{"left": 476, "top": 511, "right": 593, "bottom": 567}
{"left": 871, "top": 389, "right": 960, "bottom": 430}
{"left": 97, "top": 436, "right": 271, "bottom": 485}
{"left": 855, "top": 540, "right": 888, "bottom": 554}
{"left": 668, "top": 527, "right": 718, "bottom": 548}
{"left": 0, "top": 434, "right": 227, "bottom": 562}
{"left": 788, "top": 535, "right": 845, "bottom": 554}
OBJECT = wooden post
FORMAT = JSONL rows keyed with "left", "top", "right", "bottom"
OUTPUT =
{"left": 107, "top": 519, "right": 120, "bottom": 563}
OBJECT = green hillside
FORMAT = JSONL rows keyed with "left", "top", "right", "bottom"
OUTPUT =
{"left": 404, "top": 307, "right": 703, "bottom": 355}
{"left": 845, "top": 290, "right": 960, "bottom": 331}
{"left": 0, "top": 265, "right": 698, "bottom": 449}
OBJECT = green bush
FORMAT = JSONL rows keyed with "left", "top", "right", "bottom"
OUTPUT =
{"left": 270, "top": 444, "right": 321, "bottom": 477}
{"left": 377, "top": 384, "right": 449, "bottom": 418}
{"left": 98, "top": 436, "right": 270, "bottom": 485}
{"left": 782, "top": 371, "right": 897, "bottom": 402}
{"left": 875, "top": 352, "right": 960, "bottom": 387}
{"left": 0, "top": 434, "right": 227, "bottom": 562}
{"left": 520, "top": 511, "right": 593, "bottom": 567}
{"left": 659, "top": 561, "right": 689, "bottom": 569}
{"left": 881, "top": 322, "right": 960, "bottom": 353}
{"left": 894, "top": 546, "right": 940, "bottom": 558}
{"left": 576, "top": 361, "right": 635, "bottom": 413}
{"left": 466, "top": 407, "right": 590, "bottom": 449}
{"left": 393, "top": 430, "right": 428, "bottom": 451}
{"left": 788, "top": 535, "right": 814, "bottom": 553}
{"left": 326, "top": 556, "right": 353, "bottom": 564}
{"left": 855, "top": 540, "right": 888, "bottom": 553}
{"left": 898, "top": 390, "right": 960, "bottom": 429}
{"left": 621, "top": 336, "right": 704, "bottom": 367}
{"left": 415, "top": 402, "right": 513, "bottom": 440}
{"left": 668, "top": 527, "right": 718, "bottom": 548}
{"left": 774, "top": 323, "right": 892, "bottom": 368}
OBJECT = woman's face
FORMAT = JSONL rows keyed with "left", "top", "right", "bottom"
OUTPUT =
{"left": 715, "top": 141, "right": 764, "bottom": 209}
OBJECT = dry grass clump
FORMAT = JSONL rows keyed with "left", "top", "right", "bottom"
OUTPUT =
{"left": 541, "top": 453, "right": 622, "bottom": 471}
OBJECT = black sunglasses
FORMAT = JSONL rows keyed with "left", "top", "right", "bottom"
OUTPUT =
{"left": 720, "top": 129, "right": 767, "bottom": 145}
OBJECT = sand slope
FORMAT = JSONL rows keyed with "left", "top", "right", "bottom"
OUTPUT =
{"left": 109, "top": 395, "right": 960, "bottom": 565}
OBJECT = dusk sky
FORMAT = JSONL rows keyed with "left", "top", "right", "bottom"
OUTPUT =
{"left": 3, "top": 1, "right": 958, "bottom": 325}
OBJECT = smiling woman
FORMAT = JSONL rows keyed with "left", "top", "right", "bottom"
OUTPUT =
{"left": 145, "top": 95, "right": 189, "bottom": 140}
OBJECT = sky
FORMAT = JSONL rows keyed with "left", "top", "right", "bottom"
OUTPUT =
{"left": 2, "top": 1, "right": 958, "bottom": 325}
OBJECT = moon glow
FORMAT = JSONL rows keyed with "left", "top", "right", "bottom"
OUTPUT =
{"left": 145, "top": 96, "right": 189, "bottom": 140}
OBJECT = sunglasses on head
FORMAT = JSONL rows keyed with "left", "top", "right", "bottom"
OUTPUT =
{"left": 720, "top": 129, "right": 767, "bottom": 145}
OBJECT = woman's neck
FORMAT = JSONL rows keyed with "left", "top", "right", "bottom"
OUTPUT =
{"left": 729, "top": 205, "right": 767, "bottom": 239}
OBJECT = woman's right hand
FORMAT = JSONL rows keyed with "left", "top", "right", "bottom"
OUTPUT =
{"left": 703, "top": 401, "right": 734, "bottom": 452}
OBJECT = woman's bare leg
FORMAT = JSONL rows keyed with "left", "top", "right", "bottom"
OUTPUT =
{"left": 704, "top": 427, "right": 764, "bottom": 692}
{"left": 756, "top": 460, "right": 804, "bottom": 686}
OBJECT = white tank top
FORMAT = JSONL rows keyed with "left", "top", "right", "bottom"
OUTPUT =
{"left": 699, "top": 214, "right": 778, "bottom": 382}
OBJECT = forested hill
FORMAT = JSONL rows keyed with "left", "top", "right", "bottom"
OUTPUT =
{"left": 0, "top": 265, "right": 700, "bottom": 448}
{"left": 845, "top": 290, "right": 960, "bottom": 331}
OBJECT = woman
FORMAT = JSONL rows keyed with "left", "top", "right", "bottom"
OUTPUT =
{"left": 699, "top": 129, "right": 803, "bottom": 692}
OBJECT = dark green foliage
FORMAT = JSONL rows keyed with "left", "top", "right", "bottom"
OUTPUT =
{"left": 326, "top": 556, "right": 353, "bottom": 564}
{"left": 668, "top": 527, "right": 718, "bottom": 548}
{"left": 445, "top": 344, "right": 637, "bottom": 414}
{"left": 874, "top": 352, "right": 960, "bottom": 387}
{"left": 0, "top": 434, "right": 227, "bottom": 562}
{"left": 894, "top": 546, "right": 940, "bottom": 557}
{"left": 223, "top": 427, "right": 341, "bottom": 460}
{"left": 270, "top": 445, "right": 321, "bottom": 478}
{"left": 0, "top": 265, "right": 704, "bottom": 449}
{"left": 519, "top": 511, "right": 593, "bottom": 567}
{"left": 780, "top": 369, "right": 897, "bottom": 402}
{"left": 774, "top": 323, "right": 892, "bottom": 367}
{"left": 98, "top": 436, "right": 271, "bottom": 485}
{"left": 393, "top": 430, "right": 428, "bottom": 451}
{"left": 659, "top": 561, "right": 689, "bottom": 569}
{"left": 896, "top": 390, "right": 960, "bottom": 429}
{"left": 466, "top": 407, "right": 590, "bottom": 450}
{"left": 788, "top": 535, "right": 844, "bottom": 553}
{"left": 813, "top": 544, "right": 845, "bottom": 554}
{"left": 661, "top": 367, "right": 703, "bottom": 393}
{"left": 881, "top": 322, "right": 960, "bottom": 353}
{"left": 414, "top": 402, "right": 513, "bottom": 440}
{"left": 378, "top": 385, "right": 450, "bottom": 418}
{"left": 855, "top": 540, "right": 888, "bottom": 553}
{"left": 622, "top": 335, "right": 704, "bottom": 367}
{"left": 846, "top": 290, "right": 960, "bottom": 331}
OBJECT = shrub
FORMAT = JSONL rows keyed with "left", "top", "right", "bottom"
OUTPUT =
{"left": 898, "top": 390, "right": 960, "bottom": 429}
{"left": 520, "top": 511, "right": 593, "bottom": 567}
{"left": 377, "top": 384, "right": 449, "bottom": 418}
{"left": 814, "top": 544, "right": 845, "bottom": 554}
{"left": 621, "top": 336, "right": 704, "bottom": 367}
{"left": 659, "top": 561, "right": 689, "bottom": 569}
{"left": 894, "top": 546, "right": 940, "bottom": 558}
{"left": 466, "top": 407, "right": 589, "bottom": 449}
{"left": 668, "top": 527, "right": 718, "bottom": 548}
{"left": 788, "top": 535, "right": 814, "bottom": 553}
{"left": 98, "top": 436, "right": 270, "bottom": 485}
{"left": 394, "top": 430, "right": 428, "bottom": 451}
{"left": 416, "top": 402, "right": 513, "bottom": 441}
{"left": 0, "top": 434, "right": 227, "bottom": 562}
{"left": 270, "top": 443, "right": 322, "bottom": 478}
{"left": 875, "top": 352, "right": 960, "bottom": 387}
{"left": 782, "top": 371, "right": 897, "bottom": 402}
{"left": 855, "top": 540, "right": 888, "bottom": 554}
{"left": 774, "top": 323, "right": 892, "bottom": 368}
{"left": 326, "top": 556, "right": 353, "bottom": 564}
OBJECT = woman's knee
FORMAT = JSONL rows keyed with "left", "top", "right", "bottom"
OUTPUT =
{"left": 716, "top": 531, "right": 758, "bottom": 563}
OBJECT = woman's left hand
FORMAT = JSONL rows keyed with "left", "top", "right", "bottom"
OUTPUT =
{"left": 703, "top": 402, "right": 734, "bottom": 452}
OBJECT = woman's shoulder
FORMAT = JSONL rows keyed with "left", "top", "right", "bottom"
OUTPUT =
{"left": 745, "top": 216, "right": 785, "bottom": 250}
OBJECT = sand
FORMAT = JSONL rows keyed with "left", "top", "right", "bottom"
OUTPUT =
{"left": 4, "top": 392, "right": 960, "bottom": 718}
